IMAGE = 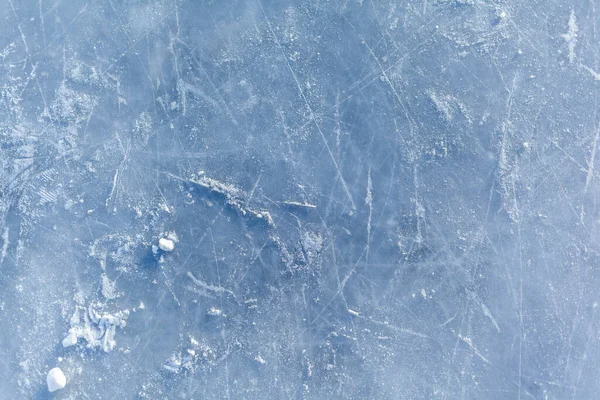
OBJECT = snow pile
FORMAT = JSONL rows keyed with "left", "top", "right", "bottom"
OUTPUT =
{"left": 62, "top": 303, "right": 130, "bottom": 353}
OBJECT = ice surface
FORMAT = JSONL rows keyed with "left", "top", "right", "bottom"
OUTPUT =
{"left": 1, "top": 0, "right": 600, "bottom": 398}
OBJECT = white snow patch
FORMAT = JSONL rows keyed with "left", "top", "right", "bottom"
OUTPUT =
{"left": 47, "top": 367, "right": 66, "bottom": 392}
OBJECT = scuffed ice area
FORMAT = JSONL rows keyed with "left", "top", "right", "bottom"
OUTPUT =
{"left": 1, "top": 0, "right": 599, "bottom": 398}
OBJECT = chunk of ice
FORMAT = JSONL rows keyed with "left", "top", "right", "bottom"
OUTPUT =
{"left": 62, "top": 332, "right": 78, "bottom": 348}
{"left": 158, "top": 238, "right": 175, "bottom": 252}
{"left": 47, "top": 367, "right": 67, "bottom": 392}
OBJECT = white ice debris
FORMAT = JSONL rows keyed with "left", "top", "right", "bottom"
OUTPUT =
{"left": 98, "top": 255, "right": 121, "bottom": 299}
{"left": 47, "top": 367, "right": 66, "bottom": 392}
{"left": 281, "top": 200, "right": 317, "bottom": 209}
{"left": 101, "top": 273, "right": 120, "bottom": 299}
{"left": 301, "top": 231, "right": 324, "bottom": 262}
{"left": 61, "top": 304, "right": 130, "bottom": 352}
{"left": 163, "top": 337, "right": 216, "bottom": 374}
{"left": 61, "top": 332, "right": 78, "bottom": 347}
{"left": 166, "top": 231, "right": 179, "bottom": 242}
{"left": 427, "top": 89, "right": 471, "bottom": 124}
{"left": 255, "top": 355, "right": 266, "bottom": 365}
{"left": 562, "top": 9, "right": 578, "bottom": 64}
{"left": 207, "top": 307, "right": 223, "bottom": 316}
{"left": 158, "top": 237, "right": 175, "bottom": 252}
{"left": 187, "top": 271, "right": 235, "bottom": 298}
{"left": 186, "top": 173, "right": 274, "bottom": 226}
{"left": 157, "top": 233, "right": 178, "bottom": 252}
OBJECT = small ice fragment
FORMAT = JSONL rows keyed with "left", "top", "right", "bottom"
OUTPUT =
{"left": 47, "top": 367, "right": 67, "bottom": 392}
{"left": 255, "top": 355, "right": 266, "bottom": 365}
{"left": 207, "top": 307, "right": 222, "bottom": 316}
{"left": 62, "top": 332, "right": 78, "bottom": 348}
{"left": 166, "top": 231, "right": 179, "bottom": 242}
{"left": 281, "top": 201, "right": 317, "bottom": 209}
{"left": 64, "top": 199, "right": 75, "bottom": 210}
{"left": 163, "top": 359, "right": 181, "bottom": 373}
{"left": 158, "top": 238, "right": 175, "bottom": 252}
{"left": 347, "top": 309, "right": 360, "bottom": 316}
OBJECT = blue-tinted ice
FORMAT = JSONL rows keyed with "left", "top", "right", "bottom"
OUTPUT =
{"left": 1, "top": 1, "right": 599, "bottom": 398}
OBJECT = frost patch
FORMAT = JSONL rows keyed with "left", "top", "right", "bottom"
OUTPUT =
{"left": 301, "top": 231, "right": 324, "bottom": 263}
{"left": 427, "top": 89, "right": 471, "bottom": 124}
{"left": 51, "top": 83, "right": 98, "bottom": 125}
{"left": 101, "top": 273, "right": 120, "bottom": 300}
{"left": 134, "top": 111, "right": 154, "bottom": 145}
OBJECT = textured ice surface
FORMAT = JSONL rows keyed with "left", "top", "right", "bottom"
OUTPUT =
{"left": 1, "top": 0, "right": 600, "bottom": 399}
